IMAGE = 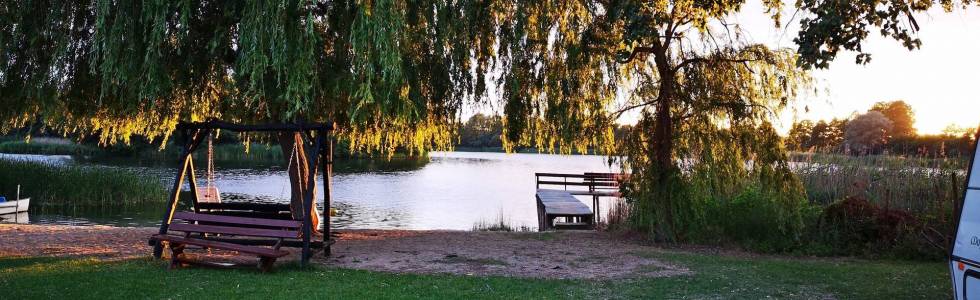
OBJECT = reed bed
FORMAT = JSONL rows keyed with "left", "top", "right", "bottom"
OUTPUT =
{"left": 0, "top": 159, "right": 168, "bottom": 207}
{"left": 792, "top": 152, "right": 966, "bottom": 214}
{"left": 0, "top": 140, "right": 99, "bottom": 156}
{"left": 472, "top": 210, "right": 533, "bottom": 232}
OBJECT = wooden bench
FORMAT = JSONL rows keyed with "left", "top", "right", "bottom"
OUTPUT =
{"left": 150, "top": 212, "right": 302, "bottom": 272}
{"left": 536, "top": 189, "right": 594, "bottom": 230}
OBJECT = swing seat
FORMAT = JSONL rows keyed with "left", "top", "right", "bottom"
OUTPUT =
{"left": 197, "top": 186, "right": 221, "bottom": 203}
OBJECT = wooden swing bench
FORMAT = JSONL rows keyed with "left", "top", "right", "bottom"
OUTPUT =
{"left": 151, "top": 120, "right": 335, "bottom": 270}
{"left": 151, "top": 212, "right": 303, "bottom": 272}
{"left": 151, "top": 212, "right": 302, "bottom": 272}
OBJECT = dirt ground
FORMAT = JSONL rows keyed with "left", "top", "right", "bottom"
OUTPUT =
{"left": 0, "top": 224, "right": 689, "bottom": 279}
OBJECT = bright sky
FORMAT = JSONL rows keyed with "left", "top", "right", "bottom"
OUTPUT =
{"left": 466, "top": 2, "right": 980, "bottom": 135}
{"left": 734, "top": 1, "right": 980, "bottom": 134}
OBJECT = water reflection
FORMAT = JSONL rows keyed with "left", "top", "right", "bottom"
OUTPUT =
{"left": 7, "top": 152, "right": 619, "bottom": 230}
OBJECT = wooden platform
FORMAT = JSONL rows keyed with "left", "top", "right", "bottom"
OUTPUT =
{"left": 536, "top": 189, "right": 594, "bottom": 230}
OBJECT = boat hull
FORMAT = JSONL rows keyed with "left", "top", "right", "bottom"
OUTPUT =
{"left": 0, "top": 212, "right": 27, "bottom": 223}
{"left": 0, "top": 198, "right": 29, "bottom": 215}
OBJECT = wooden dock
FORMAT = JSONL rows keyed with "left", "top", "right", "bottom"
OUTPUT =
{"left": 534, "top": 172, "right": 627, "bottom": 231}
{"left": 536, "top": 189, "right": 594, "bottom": 230}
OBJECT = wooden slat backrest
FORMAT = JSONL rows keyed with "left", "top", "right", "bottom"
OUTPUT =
{"left": 535, "top": 180, "right": 620, "bottom": 187}
{"left": 168, "top": 223, "right": 300, "bottom": 239}
{"left": 195, "top": 202, "right": 291, "bottom": 212}
{"left": 173, "top": 212, "right": 302, "bottom": 229}
{"left": 535, "top": 172, "right": 626, "bottom": 194}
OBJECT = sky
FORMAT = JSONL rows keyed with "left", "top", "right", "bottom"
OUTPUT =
{"left": 734, "top": 1, "right": 980, "bottom": 134}
{"left": 464, "top": 2, "right": 980, "bottom": 135}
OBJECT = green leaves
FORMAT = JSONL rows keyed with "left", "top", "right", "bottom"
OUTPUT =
{"left": 794, "top": 0, "right": 979, "bottom": 69}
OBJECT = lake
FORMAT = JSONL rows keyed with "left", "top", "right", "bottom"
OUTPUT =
{"left": 10, "top": 152, "right": 621, "bottom": 230}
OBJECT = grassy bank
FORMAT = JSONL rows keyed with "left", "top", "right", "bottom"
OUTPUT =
{"left": 0, "top": 140, "right": 99, "bottom": 156}
{"left": 0, "top": 250, "right": 950, "bottom": 299}
{"left": 0, "top": 159, "right": 167, "bottom": 206}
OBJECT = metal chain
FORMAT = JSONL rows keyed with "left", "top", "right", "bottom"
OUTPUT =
{"left": 207, "top": 134, "right": 214, "bottom": 191}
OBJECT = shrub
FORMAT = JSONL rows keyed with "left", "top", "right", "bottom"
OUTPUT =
{"left": 706, "top": 184, "right": 809, "bottom": 252}
{"left": 810, "top": 196, "right": 940, "bottom": 259}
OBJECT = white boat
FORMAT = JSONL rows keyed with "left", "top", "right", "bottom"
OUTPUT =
{"left": 0, "top": 212, "right": 28, "bottom": 224}
{"left": 0, "top": 197, "right": 29, "bottom": 215}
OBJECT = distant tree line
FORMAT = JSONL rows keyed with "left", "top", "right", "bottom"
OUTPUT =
{"left": 785, "top": 100, "right": 976, "bottom": 156}
{"left": 455, "top": 113, "right": 633, "bottom": 152}
{"left": 456, "top": 114, "right": 504, "bottom": 149}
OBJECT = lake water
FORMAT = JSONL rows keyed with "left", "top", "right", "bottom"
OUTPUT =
{"left": 9, "top": 152, "right": 621, "bottom": 230}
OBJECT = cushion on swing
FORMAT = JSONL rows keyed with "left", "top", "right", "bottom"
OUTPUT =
{"left": 0, "top": 196, "right": 6, "bottom": 203}
{"left": 197, "top": 186, "right": 221, "bottom": 203}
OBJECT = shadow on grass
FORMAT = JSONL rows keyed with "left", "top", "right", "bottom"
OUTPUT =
{"left": 0, "top": 256, "right": 584, "bottom": 299}
{"left": 0, "top": 252, "right": 951, "bottom": 299}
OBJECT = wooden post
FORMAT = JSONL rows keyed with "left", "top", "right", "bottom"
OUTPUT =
{"left": 321, "top": 133, "right": 333, "bottom": 256}
{"left": 187, "top": 156, "right": 200, "bottom": 213}
{"left": 153, "top": 149, "right": 192, "bottom": 258}
{"left": 152, "top": 129, "right": 207, "bottom": 258}
{"left": 300, "top": 133, "right": 322, "bottom": 266}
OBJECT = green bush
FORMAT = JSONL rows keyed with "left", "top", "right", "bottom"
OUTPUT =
{"left": 707, "top": 185, "right": 810, "bottom": 252}
{"left": 808, "top": 196, "right": 944, "bottom": 260}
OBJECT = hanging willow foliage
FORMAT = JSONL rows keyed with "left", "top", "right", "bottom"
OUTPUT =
{"left": 0, "top": 0, "right": 496, "bottom": 153}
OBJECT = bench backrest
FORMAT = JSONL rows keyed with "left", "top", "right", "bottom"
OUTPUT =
{"left": 167, "top": 212, "right": 303, "bottom": 239}
{"left": 534, "top": 172, "right": 626, "bottom": 193}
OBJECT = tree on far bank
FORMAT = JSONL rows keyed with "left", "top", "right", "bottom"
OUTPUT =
{"left": 870, "top": 101, "right": 916, "bottom": 138}
{"left": 786, "top": 120, "right": 814, "bottom": 151}
{"left": 458, "top": 114, "right": 503, "bottom": 149}
{"left": 845, "top": 111, "right": 893, "bottom": 154}
{"left": 810, "top": 119, "right": 848, "bottom": 150}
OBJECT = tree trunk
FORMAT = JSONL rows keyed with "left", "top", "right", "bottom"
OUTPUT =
{"left": 651, "top": 50, "right": 677, "bottom": 240}
{"left": 278, "top": 132, "right": 320, "bottom": 233}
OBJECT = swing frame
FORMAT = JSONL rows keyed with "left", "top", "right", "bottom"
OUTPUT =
{"left": 151, "top": 120, "right": 334, "bottom": 266}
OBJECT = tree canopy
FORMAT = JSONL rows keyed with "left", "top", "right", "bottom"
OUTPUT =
{"left": 2, "top": 0, "right": 976, "bottom": 241}
{"left": 870, "top": 100, "right": 916, "bottom": 138}
{"left": 0, "top": 1, "right": 498, "bottom": 154}
{"left": 845, "top": 111, "right": 893, "bottom": 154}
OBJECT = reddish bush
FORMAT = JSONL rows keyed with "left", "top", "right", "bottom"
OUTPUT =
{"left": 819, "top": 196, "right": 918, "bottom": 255}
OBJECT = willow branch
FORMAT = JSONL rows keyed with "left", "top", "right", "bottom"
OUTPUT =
{"left": 611, "top": 97, "right": 660, "bottom": 119}
{"left": 673, "top": 57, "right": 758, "bottom": 72}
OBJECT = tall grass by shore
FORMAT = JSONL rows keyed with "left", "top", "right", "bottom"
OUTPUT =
{"left": 792, "top": 151, "right": 965, "bottom": 214}
{"left": 472, "top": 210, "right": 533, "bottom": 232}
{"left": 0, "top": 159, "right": 167, "bottom": 207}
{"left": 0, "top": 140, "right": 99, "bottom": 156}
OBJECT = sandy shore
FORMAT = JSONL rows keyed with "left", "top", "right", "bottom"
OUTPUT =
{"left": 0, "top": 224, "right": 689, "bottom": 279}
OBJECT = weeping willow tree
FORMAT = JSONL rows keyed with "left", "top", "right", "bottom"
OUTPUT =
{"left": 481, "top": 0, "right": 977, "bottom": 243}
{"left": 0, "top": 0, "right": 497, "bottom": 223}
{"left": 478, "top": 1, "right": 809, "bottom": 243}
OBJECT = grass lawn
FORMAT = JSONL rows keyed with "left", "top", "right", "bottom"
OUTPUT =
{"left": 0, "top": 251, "right": 950, "bottom": 299}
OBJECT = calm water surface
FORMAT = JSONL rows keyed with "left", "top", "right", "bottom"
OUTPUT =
{"left": 12, "top": 152, "right": 620, "bottom": 230}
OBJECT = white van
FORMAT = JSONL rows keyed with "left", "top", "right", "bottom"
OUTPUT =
{"left": 951, "top": 137, "right": 980, "bottom": 299}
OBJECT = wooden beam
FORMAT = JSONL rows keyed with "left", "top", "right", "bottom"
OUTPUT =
{"left": 176, "top": 120, "right": 333, "bottom": 132}
{"left": 152, "top": 129, "right": 209, "bottom": 258}
{"left": 187, "top": 155, "right": 200, "bottom": 213}
{"left": 321, "top": 132, "right": 333, "bottom": 256}
{"left": 300, "top": 137, "right": 322, "bottom": 266}
{"left": 153, "top": 151, "right": 192, "bottom": 258}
